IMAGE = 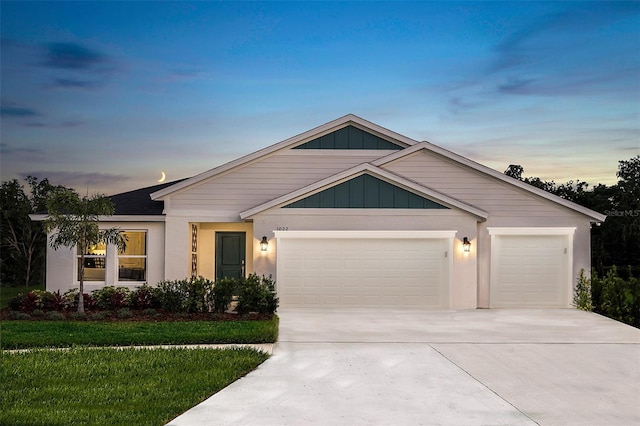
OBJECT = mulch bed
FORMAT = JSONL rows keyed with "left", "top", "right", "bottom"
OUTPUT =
{"left": 0, "top": 308, "right": 272, "bottom": 322}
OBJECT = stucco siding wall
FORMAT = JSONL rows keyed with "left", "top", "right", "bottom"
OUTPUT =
{"left": 166, "top": 151, "right": 388, "bottom": 216}
{"left": 252, "top": 209, "right": 479, "bottom": 309}
{"left": 45, "top": 222, "right": 165, "bottom": 293}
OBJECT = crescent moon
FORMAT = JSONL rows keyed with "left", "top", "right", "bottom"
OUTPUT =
{"left": 158, "top": 171, "right": 166, "bottom": 183}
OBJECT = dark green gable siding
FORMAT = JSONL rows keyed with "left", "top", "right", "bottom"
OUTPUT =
{"left": 284, "top": 174, "right": 449, "bottom": 209}
{"left": 293, "top": 126, "right": 403, "bottom": 150}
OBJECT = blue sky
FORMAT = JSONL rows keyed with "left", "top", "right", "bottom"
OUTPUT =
{"left": 1, "top": 1, "right": 638, "bottom": 195}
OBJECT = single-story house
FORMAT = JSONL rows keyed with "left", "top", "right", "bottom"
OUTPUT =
{"left": 38, "top": 114, "right": 606, "bottom": 309}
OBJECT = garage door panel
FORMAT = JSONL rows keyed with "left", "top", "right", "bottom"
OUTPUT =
{"left": 491, "top": 234, "right": 569, "bottom": 308}
{"left": 278, "top": 237, "right": 449, "bottom": 308}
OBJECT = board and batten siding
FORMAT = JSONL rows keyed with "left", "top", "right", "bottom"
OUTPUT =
{"left": 166, "top": 151, "right": 391, "bottom": 216}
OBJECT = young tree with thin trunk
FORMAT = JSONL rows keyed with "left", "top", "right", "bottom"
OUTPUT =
{"left": 43, "top": 189, "right": 127, "bottom": 313}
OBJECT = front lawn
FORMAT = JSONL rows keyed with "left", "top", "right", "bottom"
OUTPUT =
{"left": 0, "top": 316, "right": 279, "bottom": 349}
{"left": 1, "top": 347, "right": 269, "bottom": 426}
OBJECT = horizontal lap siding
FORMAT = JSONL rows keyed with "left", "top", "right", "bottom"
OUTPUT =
{"left": 169, "top": 153, "right": 382, "bottom": 212}
{"left": 383, "top": 152, "right": 570, "bottom": 217}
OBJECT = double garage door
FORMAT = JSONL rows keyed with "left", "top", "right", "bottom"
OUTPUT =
{"left": 276, "top": 231, "right": 452, "bottom": 308}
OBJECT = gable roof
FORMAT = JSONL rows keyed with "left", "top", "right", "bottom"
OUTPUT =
{"left": 150, "top": 114, "right": 605, "bottom": 223}
{"left": 372, "top": 142, "right": 606, "bottom": 222}
{"left": 150, "top": 114, "right": 418, "bottom": 200}
{"left": 240, "top": 163, "right": 489, "bottom": 220}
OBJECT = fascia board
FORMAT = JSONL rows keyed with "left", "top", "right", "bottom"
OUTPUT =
{"left": 240, "top": 163, "right": 488, "bottom": 220}
{"left": 151, "top": 114, "right": 418, "bottom": 201}
{"left": 374, "top": 142, "right": 607, "bottom": 223}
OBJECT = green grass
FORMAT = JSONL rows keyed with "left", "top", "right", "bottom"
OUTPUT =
{"left": 1, "top": 347, "right": 269, "bottom": 426}
{"left": 0, "top": 283, "right": 45, "bottom": 309}
{"left": 0, "top": 316, "right": 279, "bottom": 349}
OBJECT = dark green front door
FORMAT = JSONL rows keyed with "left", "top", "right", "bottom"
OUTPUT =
{"left": 215, "top": 232, "right": 246, "bottom": 280}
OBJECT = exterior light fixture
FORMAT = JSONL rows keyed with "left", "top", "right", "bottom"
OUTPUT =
{"left": 463, "top": 237, "right": 471, "bottom": 253}
{"left": 260, "top": 236, "right": 269, "bottom": 252}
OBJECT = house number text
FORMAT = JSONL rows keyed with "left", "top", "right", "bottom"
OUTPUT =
{"left": 276, "top": 226, "right": 289, "bottom": 231}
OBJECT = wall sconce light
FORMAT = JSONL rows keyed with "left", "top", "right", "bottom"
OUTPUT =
{"left": 463, "top": 237, "right": 471, "bottom": 253}
{"left": 260, "top": 236, "right": 269, "bottom": 252}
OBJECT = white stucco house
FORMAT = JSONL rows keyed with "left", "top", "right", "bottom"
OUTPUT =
{"left": 39, "top": 114, "right": 606, "bottom": 309}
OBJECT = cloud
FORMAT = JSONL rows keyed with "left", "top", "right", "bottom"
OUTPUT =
{"left": 43, "top": 42, "right": 106, "bottom": 70}
{"left": 24, "top": 120, "right": 84, "bottom": 128}
{"left": 0, "top": 143, "right": 46, "bottom": 162}
{"left": 50, "top": 78, "right": 102, "bottom": 89}
{"left": 1, "top": 104, "right": 40, "bottom": 117}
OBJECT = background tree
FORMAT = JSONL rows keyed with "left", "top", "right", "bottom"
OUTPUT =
{"left": 43, "top": 189, "right": 127, "bottom": 313}
{"left": 504, "top": 155, "right": 640, "bottom": 276}
{"left": 1, "top": 177, "right": 65, "bottom": 287}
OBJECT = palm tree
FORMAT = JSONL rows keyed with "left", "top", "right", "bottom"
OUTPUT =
{"left": 44, "top": 189, "right": 127, "bottom": 313}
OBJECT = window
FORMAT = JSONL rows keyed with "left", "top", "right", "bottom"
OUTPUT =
{"left": 78, "top": 243, "right": 106, "bottom": 281}
{"left": 118, "top": 231, "right": 147, "bottom": 282}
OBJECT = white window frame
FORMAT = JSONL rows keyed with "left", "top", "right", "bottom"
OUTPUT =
{"left": 117, "top": 230, "right": 148, "bottom": 283}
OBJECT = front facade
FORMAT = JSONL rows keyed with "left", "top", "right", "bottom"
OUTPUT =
{"left": 42, "top": 115, "right": 605, "bottom": 309}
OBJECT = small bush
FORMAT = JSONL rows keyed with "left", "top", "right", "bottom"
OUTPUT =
{"left": 31, "top": 309, "right": 45, "bottom": 318}
{"left": 574, "top": 269, "right": 593, "bottom": 311}
{"left": 69, "top": 312, "right": 87, "bottom": 321}
{"left": 236, "top": 274, "right": 279, "bottom": 315}
{"left": 44, "top": 311, "right": 65, "bottom": 321}
{"left": 155, "top": 280, "right": 184, "bottom": 312}
{"left": 130, "top": 285, "right": 157, "bottom": 310}
{"left": 211, "top": 278, "right": 237, "bottom": 313}
{"left": 9, "top": 311, "right": 30, "bottom": 320}
{"left": 62, "top": 289, "right": 95, "bottom": 311}
{"left": 116, "top": 308, "right": 133, "bottom": 319}
{"left": 92, "top": 286, "right": 131, "bottom": 310}
{"left": 7, "top": 294, "right": 24, "bottom": 311}
{"left": 142, "top": 308, "right": 157, "bottom": 316}
{"left": 89, "top": 312, "right": 111, "bottom": 321}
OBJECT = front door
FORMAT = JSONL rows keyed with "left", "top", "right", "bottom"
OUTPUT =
{"left": 215, "top": 232, "right": 246, "bottom": 280}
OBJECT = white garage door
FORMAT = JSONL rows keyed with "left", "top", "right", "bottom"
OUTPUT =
{"left": 489, "top": 229, "right": 574, "bottom": 308}
{"left": 276, "top": 231, "right": 453, "bottom": 308}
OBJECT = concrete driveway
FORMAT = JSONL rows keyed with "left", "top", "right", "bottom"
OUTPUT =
{"left": 168, "top": 309, "right": 640, "bottom": 426}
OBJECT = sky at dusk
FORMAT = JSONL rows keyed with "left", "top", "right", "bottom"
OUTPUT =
{"left": 1, "top": 1, "right": 639, "bottom": 196}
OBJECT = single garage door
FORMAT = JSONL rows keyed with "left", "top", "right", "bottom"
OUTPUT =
{"left": 275, "top": 231, "right": 453, "bottom": 308}
{"left": 489, "top": 228, "right": 574, "bottom": 308}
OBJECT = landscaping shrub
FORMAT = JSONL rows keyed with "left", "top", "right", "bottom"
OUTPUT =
{"left": 7, "top": 290, "right": 66, "bottom": 313}
{"left": 211, "top": 277, "right": 236, "bottom": 313}
{"left": 184, "top": 277, "right": 213, "bottom": 313}
{"left": 130, "top": 284, "right": 157, "bottom": 310}
{"left": 62, "top": 289, "right": 95, "bottom": 311}
{"left": 89, "top": 312, "right": 111, "bottom": 321}
{"left": 573, "top": 269, "right": 593, "bottom": 311}
{"left": 154, "top": 280, "right": 185, "bottom": 312}
{"left": 34, "top": 290, "right": 64, "bottom": 311}
{"left": 116, "top": 308, "right": 133, "bottom": 319}
{"left": 592, "top": 266, "right": 640, "bottom": 328}
{"left": 236, "top": 274, "right": 279, "bottom": 315}
{"left": 154, "top": 277, "right": 215, "bottom": 313}
{"left": 92, "top": 286, "right": 132, "bottom": 310}
{"left": 142, "top": 308, "right": 157, "bottom": 316}
{"left": 44, "top": 311, "right": 65, "bottom": 321}
{"left": 9, "top": 311, "right": 30, "bottom": 320}
{"left": 69, "top": 312, "right": 87, "bottom": 321}
{"left": 31, "top": 309, "right": 44, "bottom": 318}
